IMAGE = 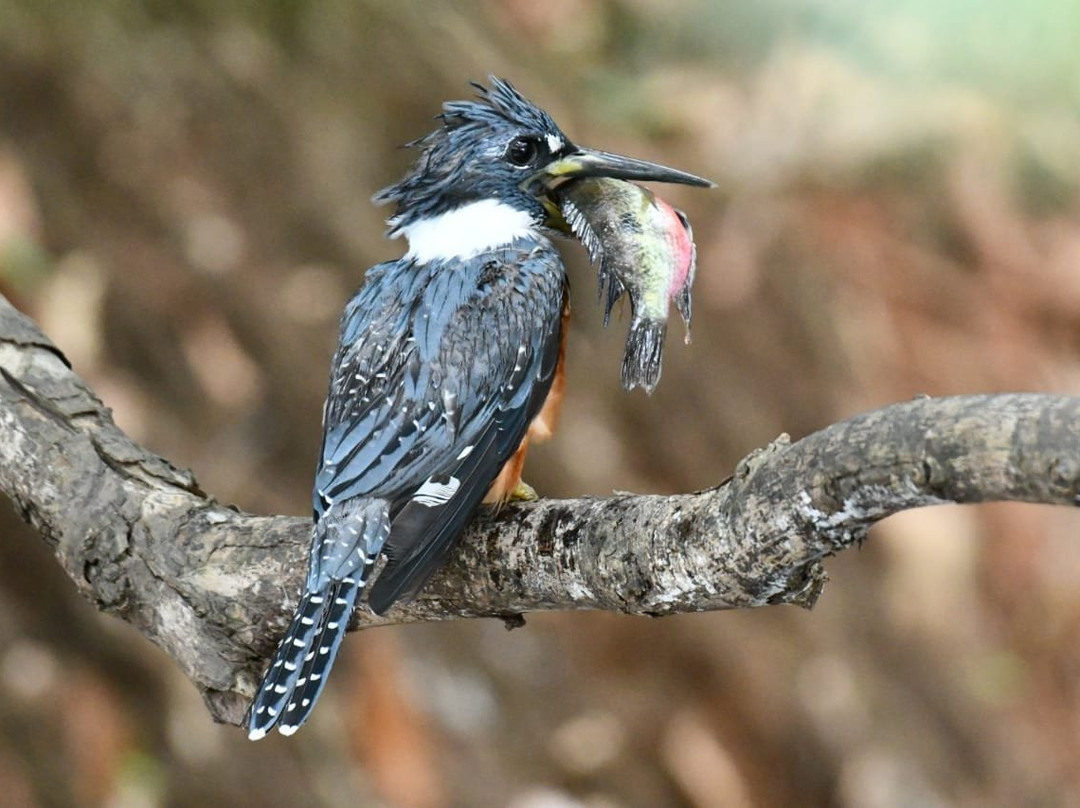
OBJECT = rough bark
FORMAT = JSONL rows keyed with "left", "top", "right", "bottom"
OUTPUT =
{"left": 1, "top": 293, "right": 1078, "bottom": 726}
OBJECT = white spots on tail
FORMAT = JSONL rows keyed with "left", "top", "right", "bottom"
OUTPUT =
{"left": 400, "top": 200, "right": 536, "bottom": 263}
{"left": 456, "top": 445, "right": 475, "bottom": 460}
{"left": 412, "top": 475, "right": 461, "bottom": 507}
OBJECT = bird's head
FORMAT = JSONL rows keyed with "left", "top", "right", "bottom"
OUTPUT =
{"left": 375, "top": 77, "right": 711, "bottom": 262}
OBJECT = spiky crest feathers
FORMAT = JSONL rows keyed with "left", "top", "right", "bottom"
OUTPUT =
{"left": 374, "top": 77, "right": 565, "bottom": 235}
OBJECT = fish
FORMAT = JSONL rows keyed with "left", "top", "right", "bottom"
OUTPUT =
{"left": 557, "top": 177, "right": 697, "bottom": 394}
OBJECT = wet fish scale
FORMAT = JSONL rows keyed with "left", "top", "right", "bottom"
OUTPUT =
{"left": 558, "top": 177, "right": 697, "bottom": 393}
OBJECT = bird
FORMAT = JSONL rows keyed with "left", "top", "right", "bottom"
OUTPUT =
{"left": 247, "top": 76, "right": 711, "bottom": 739}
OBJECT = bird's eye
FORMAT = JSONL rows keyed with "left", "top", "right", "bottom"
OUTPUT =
{"left": 505, "top": 135, "right": 540, "bottom": 167}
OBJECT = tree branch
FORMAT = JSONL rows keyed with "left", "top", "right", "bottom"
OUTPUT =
{"left": 1, "top": 293, "right": 1078, "bottom": 726}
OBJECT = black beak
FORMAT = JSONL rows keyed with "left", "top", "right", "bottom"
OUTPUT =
{"left": 533, "top": 146, "right": 714, "bottom": 191}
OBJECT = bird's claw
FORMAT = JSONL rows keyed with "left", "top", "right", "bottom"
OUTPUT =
{"left": 508, "top": 481, "right": 539, "bottom": 502}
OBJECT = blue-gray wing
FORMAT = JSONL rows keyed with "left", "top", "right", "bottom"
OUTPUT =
{"left": 312, "top": 246, "right": 566, "bottom": 613}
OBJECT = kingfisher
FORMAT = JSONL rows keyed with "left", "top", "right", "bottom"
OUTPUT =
{"left": 247, "top": 77, "right": 710, "bottom": 739}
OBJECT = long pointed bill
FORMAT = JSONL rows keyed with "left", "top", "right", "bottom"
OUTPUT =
{"left": 534, "top": 147, "right": 715, "bottom": 191}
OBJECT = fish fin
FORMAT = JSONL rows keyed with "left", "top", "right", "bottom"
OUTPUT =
{"left": 599, "top": 259, "right": 626, "bottom": 328}
{"left": 564, "top": 195, "right": 629, "bottom": 328}
{"left": 563, "top": 198, "right": 603, "bottom": 264}
{"left": 676, "top": 284, "right": 692, "bottom": 342}
{"left": 673, "top": 208, "right": 696, "bottom": 340}
{"left": 621, "top": 319, "right": 666, "bottom": 394}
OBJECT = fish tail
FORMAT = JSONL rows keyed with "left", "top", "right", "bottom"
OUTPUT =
{"left": 621, "top": 319, "right": 666, "bottom": 394}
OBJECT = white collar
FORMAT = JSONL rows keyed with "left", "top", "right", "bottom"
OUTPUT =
{"left": 399, "top": 199, "right": 536, "bottom": 263}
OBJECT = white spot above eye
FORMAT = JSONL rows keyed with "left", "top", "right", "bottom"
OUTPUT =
{"left": 412, "top": 475, "right": 461, "bottom": 507}
{"left": 546, "top": 133, "right": 564, "bottom": 153}
{"left": 399, "top": 200, "right": 536, "bottom": 263}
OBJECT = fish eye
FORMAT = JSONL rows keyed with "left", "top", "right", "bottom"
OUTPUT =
{"left": 505, "top": 135, "right": 541, "bottom": 167}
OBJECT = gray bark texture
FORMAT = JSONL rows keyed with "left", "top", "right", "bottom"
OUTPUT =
{"left": 1, "top": 293, "right": 1078, "bottom": 727}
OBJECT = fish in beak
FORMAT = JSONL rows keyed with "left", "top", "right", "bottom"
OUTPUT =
{"left": 528, "top": 146, "right": 713, "bottom": 235}
{"left": 557, "top": 176, "right": 702, "bottom": 394}
{"left": 528, "top": 144, "right": 711, "bottom": 393}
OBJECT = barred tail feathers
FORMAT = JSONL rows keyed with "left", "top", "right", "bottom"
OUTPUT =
{"left": 248, "top": 499, "right": 389, "bottom": 740}
{"left": 275, "top": 579, "right": 362, "bottom": 736}
{"left": 247, "top": 588, "right": 348, "bottom": 740}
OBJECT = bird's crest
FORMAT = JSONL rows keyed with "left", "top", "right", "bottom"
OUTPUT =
{"left": 374, "top": 77, "right": 565, "bottom": 234}
{"left": 439, "top": 77, "right": 560, "bottom": 136}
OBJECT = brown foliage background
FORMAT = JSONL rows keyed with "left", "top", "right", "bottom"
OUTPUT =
{"left": 1, "top": 2, "right": 1079, "bottom": 806}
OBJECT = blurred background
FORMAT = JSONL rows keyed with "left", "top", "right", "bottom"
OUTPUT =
{"left": 1, "top": 1, "right": 1079, "bottom": 805}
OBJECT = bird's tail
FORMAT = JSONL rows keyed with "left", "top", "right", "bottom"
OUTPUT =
{"left": 248, "top": 499, "right": 389, "bottom": 740}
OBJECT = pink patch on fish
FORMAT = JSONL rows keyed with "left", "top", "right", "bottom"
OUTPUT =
{"left": 655, "top": 197, "right": 694, "bottom": 299}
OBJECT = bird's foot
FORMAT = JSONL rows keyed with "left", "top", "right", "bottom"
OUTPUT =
{"left": 507, "top": 481, "right": 539, "bottom": 502}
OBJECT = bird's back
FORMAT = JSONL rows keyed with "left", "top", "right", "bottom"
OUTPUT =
{"left": 316, "top": 235, "right": 568, "bottom": 611}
